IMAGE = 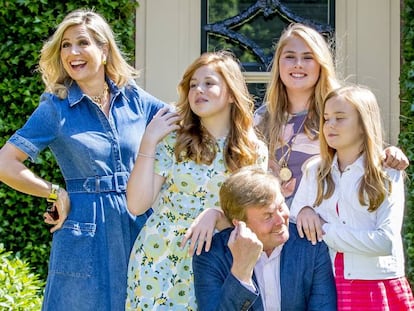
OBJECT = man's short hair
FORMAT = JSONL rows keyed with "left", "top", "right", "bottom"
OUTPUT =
{"left": 219, "top": 166, "right": 283, "bottom": 222}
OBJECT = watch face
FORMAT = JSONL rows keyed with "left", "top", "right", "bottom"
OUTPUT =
{"left": 46, "top": 203, "right": 59, "bottom": 220}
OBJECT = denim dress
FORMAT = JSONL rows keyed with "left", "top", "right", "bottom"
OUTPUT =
{"left": 8, "top": 78, "right": 166, "bottom": 311}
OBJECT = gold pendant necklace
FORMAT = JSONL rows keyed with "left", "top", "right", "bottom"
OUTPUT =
{"left": 277, "top": 114, "right": 307, "bottom": 182}
{"left": 279, "top": 166, "right": 293, "bottom": 182}
{"left": 91, "top": 83, "right": 109, "bottom": 109}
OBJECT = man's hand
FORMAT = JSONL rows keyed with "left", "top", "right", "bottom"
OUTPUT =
{"left": 229, "top": 221, "right": 263, "bottom": 284}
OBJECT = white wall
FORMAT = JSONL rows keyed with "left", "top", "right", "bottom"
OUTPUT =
{"left": 335, "top": 0, "right": 400, "bottom": 144}
{"left": 135, "top": 0, "right": 200, "bottom": 104}
{"left": 136, "top": 0, "right": 400, "bottom": 144}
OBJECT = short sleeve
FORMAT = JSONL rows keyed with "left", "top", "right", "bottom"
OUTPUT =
{"left": 154, "top": 132, "right": 176, "bottom": 178}
{"left": 256, "top": 138, "right": 269, "bottom": 170}
{"left": 8, "top": 93, "right": 60, "bottom": 162}
{"left": 253, "top": 104, "right": 267, "bottom": 126}
{"left": 132, "top": 83, "right": 168, "bottom": 125}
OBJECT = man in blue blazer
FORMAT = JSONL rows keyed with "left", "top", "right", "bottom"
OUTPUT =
{"left": 192, "top": 166, "right": 337, "bottom": 311}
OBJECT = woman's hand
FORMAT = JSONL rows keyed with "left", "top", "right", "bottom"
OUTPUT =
{"left": 383, "top": 146, "right": 409, "bottom": 170}
{"left": 181, "top": 209, "right": 230, "bottom": 256}
{"left": 142, "top": 107, "right": 181, "bottom": 148}
{"left": 295, "top": 206, "right": 324, "bottom": 245}
{"left": 43, "top": 188, "right": 70, "bottom": 233}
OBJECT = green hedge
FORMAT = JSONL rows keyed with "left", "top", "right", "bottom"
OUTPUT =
{"left": 401, "top": 0, "right": 414, "bottom": 288}
{"left": 0, "top": 244, "right": 44, "bottom": 310}
{"left": 0, "top": 0, "right": 138, "bottom": 281}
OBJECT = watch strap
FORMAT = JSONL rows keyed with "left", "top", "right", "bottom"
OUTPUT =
{"left": 47, "top": 184, "right": 59, "bottom": 202}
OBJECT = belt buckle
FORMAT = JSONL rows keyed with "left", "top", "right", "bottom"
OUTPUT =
{"left": 113, "top": 172, "right": 127, "bottom": 192}
{"left": 95, "top": 176, "right": 101, "bottom": 193}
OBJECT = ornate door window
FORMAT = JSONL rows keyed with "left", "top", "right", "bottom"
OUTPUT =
{"left": 201, "top": 0, "right": 335, "bottom": 105}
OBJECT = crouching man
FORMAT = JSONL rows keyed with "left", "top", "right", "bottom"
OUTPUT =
{"left": 192, "top": 166, "right": 337, "bottom": 311}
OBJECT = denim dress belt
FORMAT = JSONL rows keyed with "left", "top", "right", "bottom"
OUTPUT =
{"left": 65, "top": 172, "right": 129, "bottom": 193}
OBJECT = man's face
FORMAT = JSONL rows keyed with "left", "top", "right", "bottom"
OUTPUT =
{"left": 245, "top": 199, "right": 290, "bottom": 256}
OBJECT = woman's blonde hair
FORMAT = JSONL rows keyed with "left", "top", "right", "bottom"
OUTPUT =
{"left": 256, "top": 23, "right": 339, "bottom": 161}
{"left": 38, "top": 9, "right": 138, "bottom": 98}
{"left": 174, "top": 51, "right": 259, "bottom": 171}
{"left": 220, "top": 166, "right": 282, "bottom": 222}
{"left": 315, "top": 85, "right": 390, "bottom": 212}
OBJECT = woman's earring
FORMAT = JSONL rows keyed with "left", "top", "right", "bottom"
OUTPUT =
{"left": 102, "top": 58, "right": 107, "bottom": 65}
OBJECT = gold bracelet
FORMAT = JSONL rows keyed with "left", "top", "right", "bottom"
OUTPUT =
{"left": 47, "top": 184, "right": 60, "bottom": 202}
{"left": 138, "top": 152, "right": 155, "bottom": 159}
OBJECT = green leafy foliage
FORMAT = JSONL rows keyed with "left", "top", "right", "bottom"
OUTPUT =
{"left": 0, "top": 244, "right": 44, "bottom": 310}
{"left": 401, "top": 0, "right": 414, "bottom": 288}
{"left": 0, "top": 0, "right": 138, "bottom": 290}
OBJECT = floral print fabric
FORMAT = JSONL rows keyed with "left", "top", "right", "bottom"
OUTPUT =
{"left": 126, "top": 132, "right": 267, "bottom": 310}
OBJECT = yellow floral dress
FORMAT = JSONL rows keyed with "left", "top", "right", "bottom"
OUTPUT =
{"left": 125, "top": 132, "right": 267, "bottom": 310}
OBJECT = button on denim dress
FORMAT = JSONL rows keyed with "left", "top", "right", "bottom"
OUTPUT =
{"left": 8, "top": 79, "right": 165, "bottom": 311}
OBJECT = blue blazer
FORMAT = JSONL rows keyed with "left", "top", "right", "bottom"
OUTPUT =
{"left": 192, "top": 223, "right": 337, "bottom": 311}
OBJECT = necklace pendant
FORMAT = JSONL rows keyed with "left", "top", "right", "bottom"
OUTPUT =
{"left": 279, "top": 166, "right": 292, "bottom": 182}
{"left": 91, "top": 82, "right": 109, "bottom": 109}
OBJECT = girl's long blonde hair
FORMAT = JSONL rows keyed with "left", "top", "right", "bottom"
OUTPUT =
{"left": 256, "top": 23, "right": 339, "bottom": 161}
{"left": 315, "top": 85, "right": 390, "bottom": 212}
{"left": 38, "top": 9, "right": 138, "bottom": 98}
{"left": 174, "top": 51, "right": 260, "bottom": 172}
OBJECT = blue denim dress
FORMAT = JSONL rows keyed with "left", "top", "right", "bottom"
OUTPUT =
{"left": 8, "top": 79, "right": 166, "bottom": 311}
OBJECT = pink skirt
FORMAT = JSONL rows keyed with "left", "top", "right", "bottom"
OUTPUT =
{"left": 334, "top": 253, "right": 414, "bottom": 311}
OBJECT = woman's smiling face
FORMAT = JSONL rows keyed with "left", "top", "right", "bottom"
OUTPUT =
{"left": 278, "top": 35, "right": 321, "bottom": 94}
{"left": 60, "top": 24, "right": 107, "bottom": 87}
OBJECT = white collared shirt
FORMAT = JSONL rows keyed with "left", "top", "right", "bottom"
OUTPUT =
{"left": 290, "top": 154, "right": 406, "bottom": 280}
{"left": 239, "top": 245, "right": 283, "bottom": 311}
{"left": 255, "top": 245, "right": 283, "bottom": 311}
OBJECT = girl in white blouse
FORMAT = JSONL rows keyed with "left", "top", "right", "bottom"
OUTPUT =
{"left": 290, "top": 85, "right": 414, "bottom": 311}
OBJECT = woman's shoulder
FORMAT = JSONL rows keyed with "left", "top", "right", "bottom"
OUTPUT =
{"left": 40, "top": 91, "right": 64, "bottom": 101}
{"left": 254, "top": 103, "right": 267, "bottom": 116}
{"left": 384, "top": 166, "right": 404, "bottom": 183}
{"left": 253, "top": 104, "right": 267, "bottom": 125}
{"left": 123, "top": 80, "right": 167, "bottom": 106}
{"left": 38, "top": 92, "right": 68, "bottom": 110}
{"left": 246, "top": 129, "right": 268, "bottom": 151}
{"left": 302, "top": 156, "right": 322, "bottom": 175}
{"left": 255, "top": 135, "right": 268, "bottom": 154}
{"left": 157, "top": 131, "right": 178, "bottom": 152}
{"left": 164, "top": 131, "right": 177, "bottom": 144}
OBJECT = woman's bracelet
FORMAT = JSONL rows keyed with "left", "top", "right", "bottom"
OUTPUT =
{"left": 47, "top": 184, "right": 60, "bottom": 202}
{"left": 138, "top": 152, "right": 155, "bottom": 159}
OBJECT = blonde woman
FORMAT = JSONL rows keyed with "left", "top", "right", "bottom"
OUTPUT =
{"left": 0, "top": 9, "right": 168, "bottom": 310}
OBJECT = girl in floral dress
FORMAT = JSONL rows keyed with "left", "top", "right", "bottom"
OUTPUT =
{"left": 125, "top": 51, "right": 268, "bottom": 310}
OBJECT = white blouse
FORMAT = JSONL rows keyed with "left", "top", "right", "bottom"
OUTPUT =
{"left": 290, "top": 155, "right": 406, "bottom": 280}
